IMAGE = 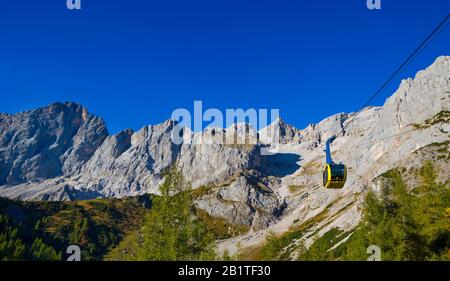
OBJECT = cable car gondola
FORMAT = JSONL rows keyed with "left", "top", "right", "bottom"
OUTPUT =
{"left": 323, "top": 136, "right": 347, "bottom": 189}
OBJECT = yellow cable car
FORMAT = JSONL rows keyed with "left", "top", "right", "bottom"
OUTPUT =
{"left": 323, "top": 163, "right": 347, "bottom": 189}
{"left": 323, "top": 136, "right": 347, "bottom": 189}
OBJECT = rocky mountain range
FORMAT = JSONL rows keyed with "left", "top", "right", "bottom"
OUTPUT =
{"left": 1, "top": 56, "right": 449, "bottom": 256}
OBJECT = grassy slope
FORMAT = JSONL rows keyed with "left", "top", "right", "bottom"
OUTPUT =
{"left": 239, "top": 140, "right": 450, "bottom": 261}
{"left": 0, "top": 195, "right": 150, "bottom": 260}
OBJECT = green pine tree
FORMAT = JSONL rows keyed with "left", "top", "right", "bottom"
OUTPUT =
{"left": 30, "top": 238, "right": 61, "bottom": 260}
{"left": 342, "top": 162, "right": 449, "bottom": 261}
{"left": 135, "top": 166, "right": 216, "bottom": 261}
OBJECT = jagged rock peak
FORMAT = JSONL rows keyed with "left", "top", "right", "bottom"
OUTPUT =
{"left": 258, "top": 116, "right": 302, "bottom": 144}
{"left": 0, "top": 102, "right": 109, "bottom": 185}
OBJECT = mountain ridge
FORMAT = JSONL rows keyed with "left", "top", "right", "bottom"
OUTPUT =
{"left": 0, "top": 56, "right": 449, "bottom": 256}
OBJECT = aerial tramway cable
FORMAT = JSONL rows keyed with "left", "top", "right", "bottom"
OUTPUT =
{"left": 322, "top": 13, "right": 450, "bottom": 189}
{"left": 337, "top": 13, "right": 450, "bottom": 137}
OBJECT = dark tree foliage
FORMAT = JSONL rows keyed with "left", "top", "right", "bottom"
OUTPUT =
{"left": 342, "top": 161, "right": 449, "bottom": 261}
{"left": 0, "top": 215, "right": 61, "bottom": 260}
{"left": 135, "top": 166, "right": 216, "bottom": 261}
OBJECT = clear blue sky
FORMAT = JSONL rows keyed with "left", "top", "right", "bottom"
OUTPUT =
{"left": 0, "top": 0, "right": 449, "bottom": 134}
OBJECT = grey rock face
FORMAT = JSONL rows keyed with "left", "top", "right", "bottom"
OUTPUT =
{"left": 195, "top": 175, "right": 283, "bottom": 230}
{"left": 381, "top": 56, "right": 450, "bottom": 129}
{"left": 76, "top": 120, "right": 181, "bottom": 197}
{"left": 178, "top": 142, "right": 261, "bottom": 188}
{"left": 259, "top": 117, "right": 303, "bottom": 145}
{"left": 0, "top": 102, "right": 108, "bottom": 186}
{"left": 216, "top": 56, "right": 450, "bottom": 254}
{"left": 0, "top": 56, "right": 449, "bottom": 239}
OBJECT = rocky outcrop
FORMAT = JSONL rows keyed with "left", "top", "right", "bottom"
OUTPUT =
{"left": 0, "top": 102, "right": 108, "bottom": 186}
{"left": 0, "top": 56, "right": 449, "bottom": 244}
{"left": 75, "top": 120, "right": 181, "bottom": 197}
{"left": 259, "top": 116, "right": 302, "bottom": 145}
{"left": 195, "top": 174, "right": 286, "bottom": 230}
{"left": 217, "top": 56, "right": 450, "bottom": 255}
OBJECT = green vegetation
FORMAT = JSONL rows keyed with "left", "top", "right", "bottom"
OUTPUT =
{"left": 224, "top": 134, "right": 257, "bottom": 151}
{"left": 0, "top": 215, "right": 60, "bottom": 260}
{"left": 0, "top": 166, "right": 241, "bottom": 261}
{"left": 339, "top": 163, "right": 449, "bottom": 260}
{"left": 0, "top": 196, "right": 149, "bottom": 260}
{"left": 3, "top": 156, "right": 448, "bottom": 261}
{"left": 243, "top": 206, "right": 331, "bottom": 261}
{"left": 260, "top": 231, "right": 303, "bottom": 261}
{"left": 422, "top": 140, "right": 450, "bottom": 161}
{"left": 196, "top": 208, "right": 250, "bottom": 239}
{"left": 191, "top": 185, "right": 216, "bottom": 199}
{"left": 423, "top": 140, "right": 450, "bottom": 148}
{"left": 30, "top": 238, "right": 61, "bottom": 260}
{"left": 191, "top": 171, "right": 249, "bottom": 200}
{"left": 413, "top": 110, "right": 450, "bottom": 129}
{"left": 191, "top": 172, "right": 267, "bottom": 239}
{"left": 104, "top": 233, "right": 139, "bottom": 261}
{"left": 297, "top": 228, "right": 349, "bottom": 260}
{"left": 245, "top": 161, "right": 449, "bottom": 261}
{"left": 303, "top": 161, "right": 450, "bottom": 261}
{"left": 288, "top": 185, "right": 306, "bottom": 194}
{"left": 133, "top": 166, "right": 216, "bottom": 260}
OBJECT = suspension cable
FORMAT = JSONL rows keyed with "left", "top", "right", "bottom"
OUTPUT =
{"left": 337, "top": 13, "right": 450, "bottom": 137}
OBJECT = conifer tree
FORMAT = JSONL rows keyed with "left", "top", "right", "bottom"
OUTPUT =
{"left": 136, "top": 166, "right": 216, "bottom": 260}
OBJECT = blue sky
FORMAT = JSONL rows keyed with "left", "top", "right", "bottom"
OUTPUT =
{"left": 0, "top": 0, "right": 449, "bottom": 134}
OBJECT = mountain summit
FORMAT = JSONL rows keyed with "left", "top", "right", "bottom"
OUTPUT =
{"left": 0, "top": 56, "right": 449, "bottom": 255}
